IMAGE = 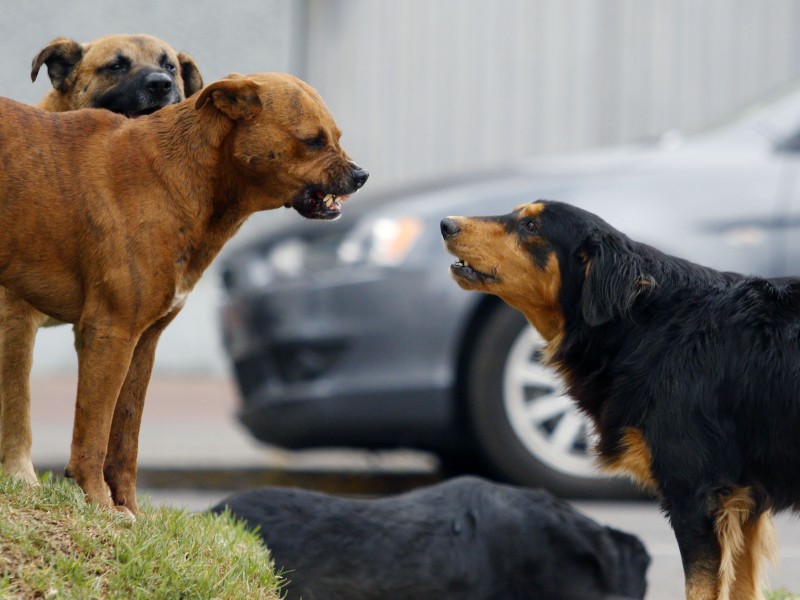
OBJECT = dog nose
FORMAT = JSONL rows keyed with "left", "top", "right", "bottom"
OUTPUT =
{"left": 350, "top": 165, "right": 369, "bottom": 189}
{"left": 145, "top": 72, "right": 173, "bottom": 97}
{"left": 440, "top": 218, "right": 460, "bottom": 239}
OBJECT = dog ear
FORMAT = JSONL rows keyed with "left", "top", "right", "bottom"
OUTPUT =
{"left": 177, "top": 52, "right": 203, "bottom": 97}
{"left": 580, "top": 232, "right": 654, "bottom": 327}
{"left": 31, "top": 37, "right": 84, "bottom": 91}
{"left": 194, "top": 77, "right": 262, "bottom": 120}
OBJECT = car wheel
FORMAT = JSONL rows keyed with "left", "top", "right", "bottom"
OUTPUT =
{"left": 465, "top": 304, "right": 638, "bottom": 499}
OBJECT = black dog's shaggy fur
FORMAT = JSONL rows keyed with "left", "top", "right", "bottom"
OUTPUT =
{"left": 211, "top": 476, "right": 650, "bottom": 600}
{"left": 441, "top": 200, "right": 797, "bottom": 599}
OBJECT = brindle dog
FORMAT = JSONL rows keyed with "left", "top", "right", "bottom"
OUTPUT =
{"left": 0, "top": 72, "right": 366, "bottom": 516}
{"left": 0, "top": 35, "right": 203, "bottom": 489}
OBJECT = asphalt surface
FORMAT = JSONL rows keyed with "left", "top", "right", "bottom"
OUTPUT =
{"left": 29, "top": 375, "right": 439, "bottom": 489}
{"left": 28, "top": 375, "right": 800, "bottom": 599}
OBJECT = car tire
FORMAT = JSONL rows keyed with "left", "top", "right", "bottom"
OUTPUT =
{"left": 465, "top": 303, "right": 640, "bottom": 499}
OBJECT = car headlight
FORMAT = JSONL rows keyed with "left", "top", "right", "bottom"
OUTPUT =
{"left": 222, "top": 237, "right": 308, "bottom": 292}
{"left": 337, "top": 217, "right": 423, "bottom": 267}
{"left": 265, "top": 238, "right": 308, "bottom": 277}
{"left": 222, "top": 217, "right": 425, "bottom": 293}
{"left": 253, "top": 231, "right": 351, "bottom": 282}
{"left": 242, "top": 237, "right": 308, "bottom": 287}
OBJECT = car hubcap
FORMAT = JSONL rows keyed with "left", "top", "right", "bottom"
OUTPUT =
{"left": 502, "top": 325, "right": 598, "bottom": 478}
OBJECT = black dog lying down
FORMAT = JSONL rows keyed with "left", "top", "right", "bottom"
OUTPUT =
{"left": 211, "top": 476, "right": 650, "bottom": 600}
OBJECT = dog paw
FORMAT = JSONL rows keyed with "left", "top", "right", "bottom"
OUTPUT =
{"left": 3, "top": 459, "right": 39, "bottom": 486}
{"left": 112, "top": 505, "right": 136, "bottom": 522}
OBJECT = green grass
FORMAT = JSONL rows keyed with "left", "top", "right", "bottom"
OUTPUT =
{"left": 0, "top": 473, "right": 283, "bottom": 600}
{"left": 768, "top": 590, "right": 800, "bottom": 600}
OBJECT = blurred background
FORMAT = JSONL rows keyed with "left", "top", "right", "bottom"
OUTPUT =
{"left": 3, "top": 0, "right": 800, "bottom": 376}
{"left": 7, "top": 2, "right": 800, "bottom": 595}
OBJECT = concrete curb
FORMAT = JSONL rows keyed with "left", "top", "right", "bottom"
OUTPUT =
{"left": 35, "top": 463, "right": 443, "bottom": 495}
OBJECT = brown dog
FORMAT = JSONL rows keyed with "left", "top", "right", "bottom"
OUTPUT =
{"left": 0, "top": 72, "right": 367, "bottom": 515}
{"left": 0, "top": 35, "right": 203, "bottom": 489}
{"left": 32, "top": 34, "right": 203, "bottom": 114}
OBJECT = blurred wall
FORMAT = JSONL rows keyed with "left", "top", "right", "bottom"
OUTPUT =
{"left": 303, "top": 0, "right": 800, "bottom": 190}
{"left": 2, "top": 0, "right": 800, "bottom": 375}
{"left": 2, "top": 1, "right": 303, "bottom": 105}
{"left": 0, "top": 0, "right": 303, "bottom": 376}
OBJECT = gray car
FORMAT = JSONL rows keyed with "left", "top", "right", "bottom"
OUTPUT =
{"left": 219, "top": 84, "right": 800, "bottom": 498}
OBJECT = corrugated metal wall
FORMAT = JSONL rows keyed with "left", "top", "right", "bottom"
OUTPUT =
{"left": 2, "top": 0, "right": 300, "bottom": 107}
{"left": 0, "top": 0, "right": 300, "bottom": 375}
{"left": 302, "top": 0, "right": 800, "bottom": 190}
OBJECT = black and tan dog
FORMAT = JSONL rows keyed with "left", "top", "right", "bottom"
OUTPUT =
{"left": 440, "top": 200, "right": 798, "bottom": 600}
{"left": 0, "top": 35, "right": 203, "bottom": 487}
{"left": 0, "top": 72, "right": 367, "bottom": 515}
{"left": 212, "top": 476, "right": 650, "bottom": 600}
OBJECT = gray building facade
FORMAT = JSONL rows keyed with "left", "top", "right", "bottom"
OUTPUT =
{"left": 1, "top": 0, "right": 798, "bottom": 373}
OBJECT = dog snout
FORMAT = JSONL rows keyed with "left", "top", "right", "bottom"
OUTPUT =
{"left": 350, "top": 165, "right": 369, "bottom": 189}
{"left": 144, "top": 72, "right": 173, "bottom": 98}
{"left": 440, "top": 218, "right": 461, "bottom": 239}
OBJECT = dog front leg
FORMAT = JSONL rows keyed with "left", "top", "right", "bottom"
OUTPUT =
{"left": 667, "top": 494, "right": 721, "bottom": 600}
{"left": 678, "top": 537, "right": 721, "bottom": 600}
{"left": 67, "top": 322, "right": 138, "bottom": 511}
{"left": 0, "top": 291, "right": 47, "bottom": 484}
{"left": 104, "top": 310, "right": 179, "bottom": 514}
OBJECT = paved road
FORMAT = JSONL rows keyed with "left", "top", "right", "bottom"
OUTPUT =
{"left": 575, "top": 501, "right": 800, "bottom": 599}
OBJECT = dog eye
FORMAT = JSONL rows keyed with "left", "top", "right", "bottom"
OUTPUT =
{"left": 105, "top": 62, "right": 128, "bottom": 73}
{"left": 524, "top": 220, "right": 538, "bottom": 233}
{"left": 163, "top": 62, "right": 177, "bottom": 72}
{"left": 303, "top": 133, "right": 327, "bottom": 150}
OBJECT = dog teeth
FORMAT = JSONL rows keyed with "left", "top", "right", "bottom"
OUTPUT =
{"left": 323, "top": 193, "right": 337, "bottom": 208}
{"left": 463, "top": 260, "right": 470, "bottom": 268}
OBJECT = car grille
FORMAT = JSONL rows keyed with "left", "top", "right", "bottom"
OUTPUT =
{"left": 271, "top": 341, "right": 345, "bottom": 383}
{"left": 232, "top": 341, "right": 346, "bottom": 400}
{"left": 233, "top": 353, "right": 271, "bottom": 399}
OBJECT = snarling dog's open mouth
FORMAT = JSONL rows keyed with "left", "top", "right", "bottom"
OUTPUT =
{"left": 449, "top": 258, "right": 498, "bottom": 284}
{"left": 291, "top": 186, "right": 354, "bottom": 220}
{"left": 440, "top": 217, "right": 501, "bottom": 288}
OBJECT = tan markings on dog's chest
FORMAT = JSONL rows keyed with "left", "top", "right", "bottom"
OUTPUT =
{"left": 600, "top": 427, "right": 658, "bottom": 493}
{"left": 168, "top": 286, "right": 190, "bottom": 313}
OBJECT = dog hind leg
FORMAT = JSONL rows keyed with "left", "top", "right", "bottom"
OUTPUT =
{"left": 668, "top": 482, "right": 773, "bottom": 600}
{"left": 103, "top": 310, "right": 180, "bottom": 514}
{"left": 0, "top": 291, "right": 47, "bottom": 485}
{"left": 728, "top": 508, "right": 777, "bottom": 600}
